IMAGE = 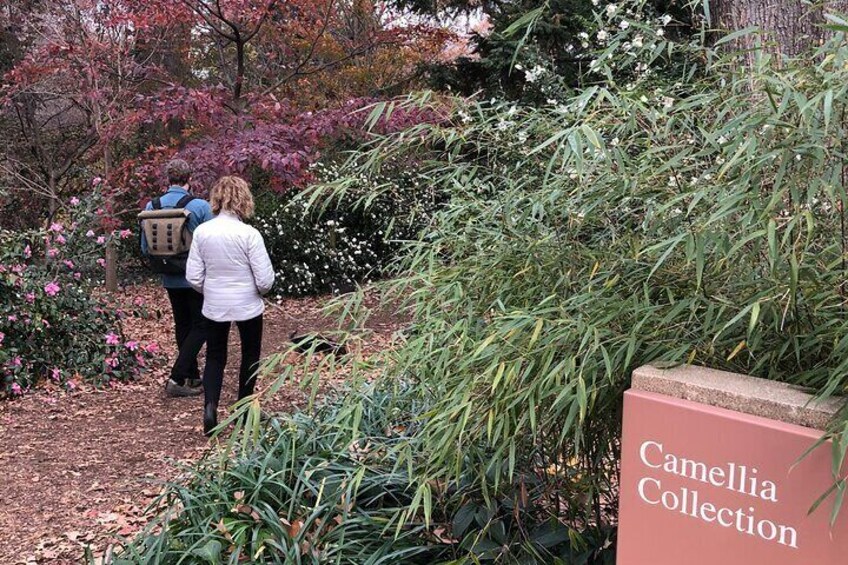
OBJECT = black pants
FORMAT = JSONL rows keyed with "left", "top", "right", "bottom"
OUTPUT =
{"left": 166, "top": 288, "right": 208, "bottom": 385}
{"left": 203, "top": 314, "right": 263, "bottom": 408}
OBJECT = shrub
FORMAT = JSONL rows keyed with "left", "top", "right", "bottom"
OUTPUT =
{"left": 290, "top": 1, "right": 848, "bottom": 557}
{"left": 119, "top": 2, "right": 848, "bottom": 563}
{"left": 254, "top": 159, "right": 442, "bottom": 297}
{"left": 0, "top": 197, "right": 157, "bottom": 398}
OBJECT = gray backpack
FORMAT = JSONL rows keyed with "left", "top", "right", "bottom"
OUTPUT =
{"left": 138, "top": 194, "right": 197, "bottom": 274}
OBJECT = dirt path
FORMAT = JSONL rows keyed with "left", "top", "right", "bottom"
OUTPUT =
{"left": 0, "top": 284, "right": 400, "bottom": 564}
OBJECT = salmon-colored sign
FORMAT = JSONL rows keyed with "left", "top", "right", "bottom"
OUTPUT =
{"left": 617, "top": 389, "right": 848, "bottom": 564}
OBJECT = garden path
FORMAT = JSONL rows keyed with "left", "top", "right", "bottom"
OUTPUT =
{"left": 0, "top": 284, "right": 400, "bottom": 564}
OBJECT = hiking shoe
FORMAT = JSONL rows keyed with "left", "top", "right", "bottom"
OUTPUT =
{"left": 165, "top": 378, "right": 203, "bottom": 397}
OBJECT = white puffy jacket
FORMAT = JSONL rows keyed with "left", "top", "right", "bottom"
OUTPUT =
{"left": 186, "top": 211, "right": 275, "bottom": 322}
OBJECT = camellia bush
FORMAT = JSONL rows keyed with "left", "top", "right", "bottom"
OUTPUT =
{"left": 120, "top": 1, "right": 848, "bottom": 563}
{"left": 254, "top": 158, "right": 443, "bottom": 297}
{"left": 0, "top": 197, "right": 157, "bottom": 398}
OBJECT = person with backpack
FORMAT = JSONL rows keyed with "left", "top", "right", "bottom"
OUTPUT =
{"left": 139, "top": 159, "right": 214, "bottom": 397}
{"left": 185, "top": 176, "right": 274, "bottom": 435}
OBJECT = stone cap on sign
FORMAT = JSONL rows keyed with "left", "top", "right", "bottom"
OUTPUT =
{"left": 631, "top": 364, "right": 846, "bottom": 431}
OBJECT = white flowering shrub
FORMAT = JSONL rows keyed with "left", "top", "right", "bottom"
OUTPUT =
{"left": 254, "top": 160, "right": 440, "bottom": 297}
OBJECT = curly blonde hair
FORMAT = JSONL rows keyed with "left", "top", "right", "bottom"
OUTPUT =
{"left": 209, "top": 176, "right": 255, "bottom": 218}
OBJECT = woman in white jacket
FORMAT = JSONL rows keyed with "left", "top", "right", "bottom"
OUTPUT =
{"left": 186, "top": 176, "right": 275, "bottom": 435}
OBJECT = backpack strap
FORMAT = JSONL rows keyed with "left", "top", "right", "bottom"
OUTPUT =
{"left": 175, "top": 194, "right": 196, "bottom": 209}
{"left": 152, "top": 197, "right": 163, "bottom": 210}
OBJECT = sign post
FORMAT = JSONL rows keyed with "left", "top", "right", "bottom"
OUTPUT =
{"left": 617, "top": 365, "right": 847, "bottom": 564}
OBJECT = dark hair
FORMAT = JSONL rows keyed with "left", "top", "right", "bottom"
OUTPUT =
{"left": 165, "top": 159, "right": 192, "bottom": 186}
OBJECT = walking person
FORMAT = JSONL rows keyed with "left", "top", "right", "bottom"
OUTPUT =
{"left": 140, "top": 159, "right": 214, "bottom": 397}
{"left": 185, "top": 176, "right": 275, "bottom": 435}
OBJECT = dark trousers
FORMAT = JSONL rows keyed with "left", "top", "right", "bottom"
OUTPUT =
{"left": 203, "top": 314, "right": 263, "bottom": 408}
{"left": 166, "top": 288, "right": 208, "bottom": 385}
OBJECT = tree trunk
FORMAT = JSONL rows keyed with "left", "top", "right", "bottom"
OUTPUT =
{"left": 709, "top": 0, "right": 848, "bottom": 58}
{"left": 103, "top": 145, "right": 118, "bottom": 292}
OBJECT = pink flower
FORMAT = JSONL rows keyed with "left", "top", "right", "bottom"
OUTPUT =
{"left": 67, "top": 380, "right": 76, "bottom": 390}
{"left": 135, "top": 353, "right": 146, "bottom": 367}
{"left": 25, "top": 293, "right": 35, "bottom": 304}
{"left": 96, "top": 236, "right": 106, "bottom": 245}
{"left": 23, "top": 245, "right": 31, "bottom": 259}
{"left": 12, "top": 357, "right": 21, "bottom": 367}
{"left": 85, "top": 230, "right": 95, "bottom": 238}
{"left": 119, "top": 229, "right": 132, "bottom": 239}
{"left": 133, "top": 296, "right": 145, "bottom": 306}
{"left": 92, "top": 177, "right": 103, "bottom": 186}
{"left": 55, "top": 235, "right": 66, "bottom": 245}
{"left": 105, "top": 332, "right": 120, "bottom": 345}
{"left": 63, "top": 260, "right": 75, "bottom": 269}
{"left": 74, "top": 272, "right": 82, "bottom": 280}
{"left": 10, "top": 383, "right": 22, "bottom": 396}
{"left": 7, "top": 315, "right": 17, "bottom": 322}
{"left": 44, "top": 282, "right": 60, "bottom": 296}
{"left": 144, "top": 342, "right": 159, "bottom": 354}
{"left": 124, "top": 341, "right": 139, "bottom": 351}
{"left": 51, "top": 368, "right": 61, "bottom": 381}
{"left": 50, "top": 222, "right": 64, "bottom": 233}
{"left": 47, "top": 248, "right": 59, "bottom": 258}
{"left": 0, "top": 332, "right": 4, "bottom": 345}
{"left": 105, "top": 356, "right": 120, "bottom": 368}
{"left": 70, "top": 197, "right": 80, "bottom": 206}
{"left": 97, "top": 258, "right": 106, "bottom": 267}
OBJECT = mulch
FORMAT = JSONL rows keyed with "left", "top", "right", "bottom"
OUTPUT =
{"left": 0, "top": 283, "right": 403, "bottom": 564}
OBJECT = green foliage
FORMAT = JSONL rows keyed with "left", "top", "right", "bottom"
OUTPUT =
{"left": 298, "top": 0, "right": 848, "bottom": 553}
{"left": 424, "top": 0, "right": 700, "bottom": 101}
{"left": 118, "top": 390, "right": 443, "bottom": 564}
{"left": 253, "top": 160, "right": 442, "bottom": 297}
{"left": 121, "top": 2, "right": 848, "bottom": 562}
{"left": 0, "top": 198, "right": 157, "bottom": 397}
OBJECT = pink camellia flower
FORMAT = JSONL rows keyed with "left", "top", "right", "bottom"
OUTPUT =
{"left": 85, "top": 230, "right": 95, "bottom": 238}
{"left": 70, "top": 197, "right": 80, "bottom": 206}
{"left": 144, "top": 342, "right": 159, "bottom": 354}
{"left": 44, "top": 282, "right": 61, "bottom": 296}
{"left": 96, "top": 236, "right": 106, "bottom": 245}
{"left": 10, "top": 383, "right": 22, "bottom": 396}
{"left": 92, "top": 177, "right": 103, "bottom": 186}
{"left": 104, "top": 356, "right": 120, "bottom": 368}
{"left": 25, "top": 293, "right": 35, "bottom": 304}
{"left": 63, "top": 260, "right": 75, "bottom": 269}
{"left": 0, "top": 331, "right": 4, "bottom": 345}
{"left": 55, "top": 235, "right": 66, "bottom": 245}
{"left": 124, "top": 341, "right": 139, "bottom": 351}
{"left": 23, "top": 245, "right": 31, "bottom": 259}
{"left": 42, "top": 319, "right": 50, "bottom": 329}
{"left": 7, "top": 315, "right": 17, "bottom": 322}
{"left": 12, "top": 264, "right": 24, "bottom": 274}
{"left": 67, "top": 380, "right": 76, "bottom": 390}
{"left": 47, "top": 248, "right": 59, "bottom": 258}
{"left": 135, "top": 353, "right": 146, "bottom": 367}
{"left": 105, "top": 332, "right": 120, "bottom": 345}
{"left": 51, "top": 368, "right": 61, "bottom": 381}
{"left": 50, "top": 222, "right": 64, "bottom": 233}
{"left": 119, "top": 229, "right": 132, "bottom": 239}
{"left": 12, "top": 357, "right": 21, "bottom": 366}
{"left": 97, "top": 258, "right": 106, "bottom": 267}
{"left": 74, "top": 272, "right": 82, "bottom": 280}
